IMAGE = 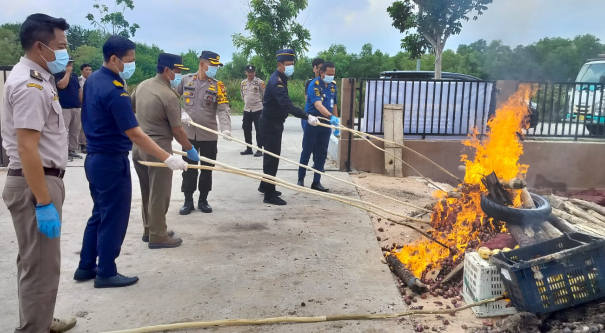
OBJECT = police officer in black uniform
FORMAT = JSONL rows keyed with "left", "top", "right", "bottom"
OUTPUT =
{"left": 258, "top": 48, "right": 319, "bottom": 206}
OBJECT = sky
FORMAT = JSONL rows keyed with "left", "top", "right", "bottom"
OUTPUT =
{"left": 2, "top": 0, "right": 605, "bottom": 62}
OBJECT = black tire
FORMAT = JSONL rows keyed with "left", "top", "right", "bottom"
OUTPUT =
{"left": 480, "top": 193, "right": 552, "bottom": 226}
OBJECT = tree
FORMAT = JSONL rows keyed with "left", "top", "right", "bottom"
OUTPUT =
{"left": 387, "top": 0, "right": 492, "bottom": 79}
{"left": 232, "top": 0, "right": 311, "bottom": 77}
{"left": 86, "top": 0, "right": 140, "bottom": 38}
{"left": 0, "top": 25, "right": 22, "bottom": 65}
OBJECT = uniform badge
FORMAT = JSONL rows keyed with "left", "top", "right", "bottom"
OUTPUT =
{"left": 30, "top": 70, "right": 43, "bottom": 81}
{"left": 53, "top": 95, "right": 59, "bottom": 101}
{"left": 112, "top": 80, "right": 124, "bottom": 88}
{"left": 209, "top": 84, "right": 216, "bottom": 91}
{"left": 26, "top": 83, "right": 43, "bottom": 90}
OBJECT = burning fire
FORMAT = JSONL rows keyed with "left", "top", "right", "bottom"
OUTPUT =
{"left": 394, "top": 84, "right": 534, "bottom": 278}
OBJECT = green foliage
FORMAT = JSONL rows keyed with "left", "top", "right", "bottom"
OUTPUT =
{"left": 387, "top": 0, "right": 492, "bottom": 78}
{"left": 0, "top": 23, "right": 22, "bottom": 65}
{"left": 232, "top": 0, "right": 311, "bottom": 77}
{"left": 86, "top": 0, "right": 140, "bottom": 37}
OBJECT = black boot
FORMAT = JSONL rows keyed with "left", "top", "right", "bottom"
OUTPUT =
{"left": 240, "top": 148, "right": 253, "bottom": 155}
{"left": 311, "top": 182, "right": 329, "bottom": 192}
{"left": 179, "top": 193, "right": 195, "bottom": 215}
{"left": 198, "top": 192, "right": 212, "bottom": 213}
{"left": 254, "top": 150, "right": 263, "bottom": 157}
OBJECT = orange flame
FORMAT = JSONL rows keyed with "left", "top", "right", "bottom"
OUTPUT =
{"left": 394, "top": 84, "right": 534, "bottom": 278}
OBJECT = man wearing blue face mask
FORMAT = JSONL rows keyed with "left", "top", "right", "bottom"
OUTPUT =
{"left": 177, "top": 51, "right": 232, "bottom": 215}
{"left": 131, "top": 53, "right": 198, "bottom": 249}
{"left": 2, "top": 13, "right": 77, "bottom": 333}
{"left": 297, "top": 62, "right": 338, "bottom": 192}
{"left": 75, "top": 36, "right": 188, "bottom": 288}
{"left": 258, "top": 48, "right": 319, "bottom": 206}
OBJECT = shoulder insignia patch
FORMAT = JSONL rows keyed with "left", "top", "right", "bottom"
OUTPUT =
{"left": 53, "top": 95, "right": 59, "bottom": 101}
{"left": 30, "top": 70, "right": 43, "bottom": 81}
{"left": 314, "top": 87, "right": 321, "bottom": 96}
{"left": 120, "top": 92, "right": 129, "bottom": 96}
{"left": 314, "top": 80, "right": 319, "bottom": 86}
{"left": 26, "top": 83, "right": 43, "bottom": 90}
{"left": 112, "top": 80, "right": 124, "bottom": 88}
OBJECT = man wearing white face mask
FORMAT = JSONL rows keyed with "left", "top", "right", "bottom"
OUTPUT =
{"left": 177, "top": 50, "right": 231, "bottom": 215}
{"left": 75, "top": 36, "right": 188, "bottom": 289}
{"left": 131, "top": 53, "right": 198, "bottom": 248}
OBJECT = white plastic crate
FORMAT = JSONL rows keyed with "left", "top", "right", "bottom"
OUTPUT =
{"left": 462, "top": 251, "right": 517, "bottom": 317}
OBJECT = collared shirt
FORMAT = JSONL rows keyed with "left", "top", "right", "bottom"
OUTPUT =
{"left": 240, "top": 77, "right": 264, "bottom": 112}
{"left": 262, "top": 70, "right": 307, "bottom": 122}
{"left": 305, "top": 77, "right": 338, "bottom": 117}
{"left": 131, "top": 74, "right": 180, "bottom": 148}
{"left": 53, "top": 72, "right": 81, "bottom": 108}
{"left": 81, "top": 66, "right": 139, "bottom": 153}
{"left": 79, "top": 75, "right": 86, "bottom": 89}
{"left": 177, "top": 73, "right": 231, "bottom": 141}
{"left": 1, "top": 56, "right": 68, "bottom": 169}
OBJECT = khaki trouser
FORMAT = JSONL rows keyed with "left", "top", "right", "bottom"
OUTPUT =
{"left": 62, "top": 108, "right": 81, "bottom": 152}
{"left": 132, "top": 143, "right": 173, "bottom": 242}
{"left": 2, "top": 175, "right": 65, "bottom": 333}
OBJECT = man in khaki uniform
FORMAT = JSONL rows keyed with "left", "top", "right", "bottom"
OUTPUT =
{"left": 239, "top": 64, "right": 264, "bottom": 156}
{"left": 1, "top": 13, "right": 76, "bottom": 333}
{"left": 177, "top": 50, "right": 231, "bottom": 215}
{"left": 132, "top": 53, "right": 199, "bottom": 248}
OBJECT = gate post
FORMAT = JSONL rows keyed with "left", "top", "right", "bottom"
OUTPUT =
{"left": 339, "top": 78, "right": 355, "bottom": 171}
{"left": 383, "top": 104, "right": 404, "bottom": 177}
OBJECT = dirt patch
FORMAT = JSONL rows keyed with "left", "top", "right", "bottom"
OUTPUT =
{"left": 351, "top": 173, "right": 499, "bottom": 332}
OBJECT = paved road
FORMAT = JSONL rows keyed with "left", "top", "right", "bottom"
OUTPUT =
{"left": 0, "top": 116, "right": 408, "bottom": 332}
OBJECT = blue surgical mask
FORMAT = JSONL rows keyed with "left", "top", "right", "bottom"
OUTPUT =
{"left": 119, "top": 60, "right": 136, "bottom": 80}
{"left": 324, "top": 75, "right": 334, "bottom": 84}
{"left": 42, "top": 44, "right": 69, "bottom": 74}
{"left": 170, "top": 73, "right": 182, "bottom": 88}
{"left": 206, "top": 65, "right": 218, "bottom": 79}
{"left": 284, "top": 65, "right": 294, "bottom": 77}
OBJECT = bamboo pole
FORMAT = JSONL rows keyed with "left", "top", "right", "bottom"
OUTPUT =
{"left": 316, "top": 117, "right": 462, "bottom": 183}
{"left": 103, "top": 293, "right": 504, "bottom": 333}
{"left": 186, "top": 120, "right": 432, "bottom": 213}
{"left": 139, "top": 161, "right": 452, "bottom": 250}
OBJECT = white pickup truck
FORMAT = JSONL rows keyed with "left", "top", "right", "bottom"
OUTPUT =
{"left": 567, "top": 59, "right": 605, "bottom": 135}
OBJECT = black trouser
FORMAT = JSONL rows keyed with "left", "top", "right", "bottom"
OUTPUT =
{"left": 242, "top": 110, "right": 262, "bottom": 148}
{"left": 259, "top": 116, "right": 284, "bottom": 198}
{"left": 181, "top": 140, "right": 218, "bottom": 199}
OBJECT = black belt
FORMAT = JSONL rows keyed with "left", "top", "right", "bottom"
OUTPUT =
{"left": 8, "top": 168, "right": 65, "bottom": 179}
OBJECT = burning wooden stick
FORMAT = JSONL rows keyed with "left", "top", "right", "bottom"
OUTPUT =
{"left": 385, "top": 254, "right": 427, "bottom": 292}
{"left": 141, "top": 158, "right": 453, "bottom": 251}
{"left": 186, "top": 120, "right": 432, "bottom": 214}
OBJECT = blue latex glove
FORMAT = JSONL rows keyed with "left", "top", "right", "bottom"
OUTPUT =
{"left": 186, "top": 147, "right": 200, "bottom": 162}
{"left": 35, "top": 203, "right": 61, "bottom": 239}
{"left": 330, "top": 116, "right": 340, "bottom": 137}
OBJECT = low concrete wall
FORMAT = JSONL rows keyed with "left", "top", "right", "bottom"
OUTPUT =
{"left": 340, "top": 137, "right": 605, "bottom": 192}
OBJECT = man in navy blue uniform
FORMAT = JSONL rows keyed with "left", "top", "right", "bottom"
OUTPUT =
{"left": 54, "top": 59, "right": 82, "bottom": 160}
{"left": 258, "top": 48, "right": 319, "bottom": 206}
{"left": 74, "top": 35, "right": 187, "bottom": 288}
{"left": 298, "top": 62, "right": 339, "bottom": 192}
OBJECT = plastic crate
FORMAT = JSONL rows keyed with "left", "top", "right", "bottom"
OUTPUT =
{"left": 462, "top": 252, "right": 517, "bottom": 317}
{"left": 491, "top": 232, "right": 605, "bottom": 314}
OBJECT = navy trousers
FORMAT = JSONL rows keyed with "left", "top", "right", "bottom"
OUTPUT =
{"left": 78, "top": 153, "right": 132, "bottom": 278}
{"left": 298, "top": 121, "right": 332, "bottom": 184}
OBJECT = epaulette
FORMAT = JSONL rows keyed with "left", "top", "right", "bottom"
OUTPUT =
{"left": 314, "top": 80, "right": 319, "bottom": 86}
{"left": 112, "top": 80, "right": 124, "bottom": 88}
{"left": 30, "top": 70, "right": 43, "bottom": 82}
{"left": 26, "top": 83, "right": 43, "bottom": 90}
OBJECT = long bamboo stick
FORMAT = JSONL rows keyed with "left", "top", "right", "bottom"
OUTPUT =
{"left": 316, "top": 117, "right": 462, "bottom": 183}
{"left": 171, "top": 151, "right": 431, "bottom": 225}
{"left": 139, "top": 161, "right": 452, "bottom": 250}
{"left": 103, "top": 295, "right": 504, "bottom": 333}
{"left": 186, "top": 120, "right": 432, "bottom": 213}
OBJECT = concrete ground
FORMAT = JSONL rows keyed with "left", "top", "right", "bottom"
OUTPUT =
{"left": 0, "top": 116, "right": 409, "bottom": 332}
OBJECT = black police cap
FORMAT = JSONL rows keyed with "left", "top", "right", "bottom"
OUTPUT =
{"left": 199, "top": 51, "right": 223, "bottom": 66}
